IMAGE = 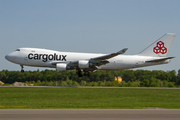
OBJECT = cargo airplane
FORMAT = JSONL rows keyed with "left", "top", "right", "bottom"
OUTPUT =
{"left": 5, "top": 33, "right": 176, "bottom": 77}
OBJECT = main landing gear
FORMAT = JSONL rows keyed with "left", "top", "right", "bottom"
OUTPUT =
{"left": 83, "top": 70, "right": 90, "bottom": 77}
{"left": 76, "top": 70, "right": 83, "bottom": 77}
{"left": 76, "top": 69, "right": 90, "bottom": 77}
{"left": 20, "top": 65, "right": 24, "bottom": 73}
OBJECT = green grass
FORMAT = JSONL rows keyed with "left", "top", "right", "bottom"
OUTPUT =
{"left": 0, "top": 87, "right": 180, "bottom": 109}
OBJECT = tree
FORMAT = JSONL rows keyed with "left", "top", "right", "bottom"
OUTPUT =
{"left": 177, "top": 69, "right": 180, "bottom": 85}
{"left": 141, "top": 79, "right": 150, "bottom": 87}
{"left": 1, "top": 69, "right": 179, "bottom": 87}
{"left": 80, "top": 80, "right": 86, "bottom": 86}
{"left": 149, "top": 77, "right": 159, "bottom": 87}
{"left": 0, "top": 70, "right": 6, "bottom": 82}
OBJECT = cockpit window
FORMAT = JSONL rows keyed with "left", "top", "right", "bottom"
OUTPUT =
{"left": 15, "top": 49, "right": 20, "bottom": 51}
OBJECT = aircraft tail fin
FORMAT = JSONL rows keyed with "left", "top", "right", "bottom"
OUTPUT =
{"left": 138, "top": 33, "right": 176, "bottom": 57}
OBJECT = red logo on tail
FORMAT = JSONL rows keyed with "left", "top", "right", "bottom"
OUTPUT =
{"left": 153, "top": 41, "right": 167, "bottom": 54}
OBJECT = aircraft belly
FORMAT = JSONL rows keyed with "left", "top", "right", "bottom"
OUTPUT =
{"left": 99, "top": 59, "right": 136, "bottom": 70}
{"left": 23, "top": 59, "right": 54, "bottom": 68}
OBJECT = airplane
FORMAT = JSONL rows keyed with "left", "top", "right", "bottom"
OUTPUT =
{"left": 5, "top": 33, "right": 176, "bottom": 77}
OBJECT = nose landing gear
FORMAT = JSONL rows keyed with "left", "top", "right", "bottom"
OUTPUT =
{"left": 20, "top": 65, "right": 24, "bottom": 73}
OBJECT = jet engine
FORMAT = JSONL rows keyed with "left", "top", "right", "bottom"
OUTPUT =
{"left": 56, "top": 63, "right": 67, "bottom": 71}
{"left": 78, "top": 60, "right": 90, "bottom": 69}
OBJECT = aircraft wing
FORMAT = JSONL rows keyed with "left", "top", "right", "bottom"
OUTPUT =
{"left": 69, "top": 48, "right": 128, "bottom": 70}
{"left": 89, "top": 48, "right": 128, "bottom": 66}
{"left": 91, "top": 48, "right": 128, "bottom": 61}
{"left": 52, "top": 48, "right": 128, "bottom": 71}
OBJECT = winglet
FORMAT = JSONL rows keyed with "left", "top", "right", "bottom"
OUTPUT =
{"left": 116, "top": 48, "right": 128, "bottom": 54}
{"left": 111, "top": 48, "right": 128, "bottom": 56}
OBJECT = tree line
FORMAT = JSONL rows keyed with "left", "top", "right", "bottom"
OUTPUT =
{"left": 0, "top": 69, "right": 180, "bottom": 87}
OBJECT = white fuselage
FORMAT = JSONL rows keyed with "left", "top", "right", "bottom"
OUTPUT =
{"left": 5, "top": 48, "right": 170, "bottom": 70}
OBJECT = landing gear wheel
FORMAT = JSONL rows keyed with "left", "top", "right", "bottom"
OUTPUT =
{"left": 20, "top": 65, "right": 24, "bottom": 73}
{"left": 76, "top": 69, "right": 83, "bottom": 77}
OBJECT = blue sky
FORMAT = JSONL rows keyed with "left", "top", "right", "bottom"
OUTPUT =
{"left": 0, "top": 0, "right": 179, "bottom": 73}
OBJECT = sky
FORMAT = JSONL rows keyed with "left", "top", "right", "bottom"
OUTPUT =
{"left": 0, "top": 0, "right": 180, "bottom": 73}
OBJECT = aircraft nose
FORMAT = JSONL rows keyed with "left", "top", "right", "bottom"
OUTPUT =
{"left": 5, "top": 53, "right": 15, "bottom": 62}
{"left": 5, "top": 55, "right": 9, "bottom": 60}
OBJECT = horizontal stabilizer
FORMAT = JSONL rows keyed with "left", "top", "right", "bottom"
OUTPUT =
{"left": 146, "top": 57, "right": 175, "bottom": 62}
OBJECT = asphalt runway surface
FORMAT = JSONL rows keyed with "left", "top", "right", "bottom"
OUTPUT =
{"left": 1, "top": 86, "right": 180, "bottom": 89}
{"left": 0, "top": 109, "right": 180, "bottom": 120}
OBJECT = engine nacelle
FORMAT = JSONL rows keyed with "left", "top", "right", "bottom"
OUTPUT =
{"left": 78, "top": 60, "right": 90, "bottom": 68}
{"left": 56, "top": 63, "right": 67, "bottom": 71}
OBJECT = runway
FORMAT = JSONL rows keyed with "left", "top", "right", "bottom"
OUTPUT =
{"left": 0, "top": 109, "right": 179, "bottom": 120}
